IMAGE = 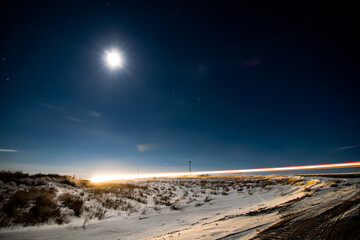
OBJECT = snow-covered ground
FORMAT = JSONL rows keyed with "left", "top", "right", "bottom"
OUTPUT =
{"left": 0, "top": 174, "right": 359, "bottom": 240}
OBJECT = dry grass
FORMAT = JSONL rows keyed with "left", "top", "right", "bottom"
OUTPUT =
{"left": 306, "top": 178, "right": 318, "bottom": 186}
{"left": 0, "top": 172, "right": 310, "bottom": 228}
{"left": 0, "top": 187, "right": 60, "bottom": 227}
{"left": 59, "top": 193, "right": 83, "bottom": 217}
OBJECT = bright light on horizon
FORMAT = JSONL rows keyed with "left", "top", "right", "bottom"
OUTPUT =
{"left": 90, "top": 161, "right": 360, "bottom": 183}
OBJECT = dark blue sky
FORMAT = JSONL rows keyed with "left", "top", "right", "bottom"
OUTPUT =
{"left": 1, "top": 1, "right": 359, "bottom": 178}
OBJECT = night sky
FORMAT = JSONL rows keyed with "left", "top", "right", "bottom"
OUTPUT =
{"left": 1, "top": 1, "right": 359, "bottom": 178}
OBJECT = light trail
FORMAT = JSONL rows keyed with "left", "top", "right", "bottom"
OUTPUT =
{"left": 90, "top": 161, "right": 360, "bottom": 183}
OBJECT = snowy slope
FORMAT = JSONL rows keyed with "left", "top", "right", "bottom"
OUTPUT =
{"left": 1, "top": 174, "right": 358, "bottom": 240}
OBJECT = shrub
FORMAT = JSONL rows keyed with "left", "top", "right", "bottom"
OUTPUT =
{"left": 0, "top": 170, "right": 29, "bottom": 183}
{"left": 0, "top": 188, "right": 59, "bottom": 227}
{"left": 55, "top": 214, "right": 67, "bottom": 224}
{"left": 2, "top": 190, "right": 33, "bottom": 217}
{"left": 59, "top": 193, "right": 83, "bottom": 217}
{"left": 284, "top": 177, "right": 305, "bottom": 185}
{"left": 329, "top": 180, "right": 340, "bottom": 187}
{"left": 170, "top": 201, "right": 181, "bottom": 210}
{"left": 61, "top": 179, "right": 77, "bottom": 187}
{"left": 29, "top": 192, "right": 60, "bottom": 223}
{"left": 306, "top": 179, "right": 318, "bottom": 186}
{"left": 93, "top": 207, "right": 107, "bottom": 220}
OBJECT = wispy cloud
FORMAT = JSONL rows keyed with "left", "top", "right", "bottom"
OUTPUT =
{"left": 136, "top": 143, "right": 161, "bottom": 152}
{"left": 89, "top": 111, "right": 103, "bottom": 118}
{"left": 38, "top": 102, "right": 64, "bottom": 111}
{"left": 0, "top": 149, "right": 20, "bottom": 152}
{"left": 335, "top": 145, "right": 359, "bottom": 151}
{"left": 67, "top": 116, "right": 82, "bottom": 122}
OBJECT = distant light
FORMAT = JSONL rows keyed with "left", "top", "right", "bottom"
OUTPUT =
{"left": 105, "top": 50, "right": 123, "bottom": 69}
{"left": 90, "top": 161, "right": 360, "bottom": 183}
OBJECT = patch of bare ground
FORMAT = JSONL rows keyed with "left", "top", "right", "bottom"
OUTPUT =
{"left": 252, "top": 192, "right": 360, "bottom": 240}
{"left": 244, "top": 194, "right": 311, "bottom": 217}
{"left": 212, "top": 195, "right": 311, "bottom": 239}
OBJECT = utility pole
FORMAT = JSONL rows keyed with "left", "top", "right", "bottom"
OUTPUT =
{"left": 188, "top": 160, "right": 192, "bottom": 173}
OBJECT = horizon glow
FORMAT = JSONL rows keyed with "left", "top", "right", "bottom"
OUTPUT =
{"left": 90, "top": 161, "right": 360, "bottom": 183}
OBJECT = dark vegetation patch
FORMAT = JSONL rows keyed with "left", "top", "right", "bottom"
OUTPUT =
{"left": 0, "top": 187, "right": 60, "bottom": 227}
{"left": 0, "top": 170, "right": 89, "bottom": 187}
{"left": 298, "top": 173, "right": 360, "bottom": 179}
{"left": 59, "top": 193, "right": 83, "bottom": 217}
{"left": 87, "top": 182, "right": 150, "bottom": 213}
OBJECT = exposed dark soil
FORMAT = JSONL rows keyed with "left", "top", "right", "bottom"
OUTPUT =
{"left": 245, "top": 194, "right": 310, "bottom": 216}
{"left": 252, "top": 192, "right": 360, "bottom": 240}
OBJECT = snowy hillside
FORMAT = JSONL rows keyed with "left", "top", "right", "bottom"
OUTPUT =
{"left": 0, "top": 171, "right": 359, "bottom": 239}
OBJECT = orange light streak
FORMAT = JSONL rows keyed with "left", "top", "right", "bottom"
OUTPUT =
{"left": 90, "top": 161, "right": 360, "bottom": 183}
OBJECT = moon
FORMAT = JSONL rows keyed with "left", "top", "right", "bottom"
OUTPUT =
{"left": 105, "top": 50, "right": 123, "bottom": 69}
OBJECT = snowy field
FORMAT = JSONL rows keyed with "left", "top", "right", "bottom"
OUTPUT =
{"left": 0, "top": 173, "right": 359, "bottom": 240}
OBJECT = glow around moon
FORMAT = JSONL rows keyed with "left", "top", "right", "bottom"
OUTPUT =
{"left": 105, "top": 50, "right": 123, "bottom": 69}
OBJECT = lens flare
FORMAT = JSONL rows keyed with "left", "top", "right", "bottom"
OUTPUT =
{"left": 90, "top": 161, "right": 360, "bottom": 183}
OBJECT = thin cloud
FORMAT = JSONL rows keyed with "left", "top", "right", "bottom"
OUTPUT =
{"left": 335, "top": 145, "right": 359, "bottom": 151}
{"left": 67, "top": 116, "right": 82, "bottom": 122}
{"left": 137, "top": 143, "right": 161, "bottom": 152}
{"left": 38, "top": 102, "right": 64, "bottom": 111}
{"left": 0, "top": 149, "right": 20, "bottom": 152}
{"left": 89, "top": 111, "right": 103, "bottom": 118}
